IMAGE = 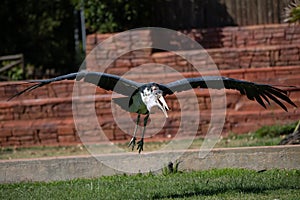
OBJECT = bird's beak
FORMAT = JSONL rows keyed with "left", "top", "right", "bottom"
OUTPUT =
{"left": 157, "top": 95, "right": 169, "bottom": 118}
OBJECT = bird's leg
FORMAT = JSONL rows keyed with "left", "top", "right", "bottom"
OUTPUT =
{"left": 128, "top": 114, "right": 140, "bottom": 151}
{"left": 137, "top": 114, "right": 149, "bottom": 153}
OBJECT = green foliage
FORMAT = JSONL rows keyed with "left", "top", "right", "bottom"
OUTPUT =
{"left": 0, "top": 0, "right": 156, "bottom": 76}
{"left": 162, "top": 161, "right": 182, "bottom": 175}
{"left": 7, "top": 66, "right": 23, "bottom": 81}
{"left": 0, "top": 0, "right": 78, "bottom": 76}
{"left": 254, "top": 122, "right": 297, "bottom": 138}
{"left": 0, "top": 60, "right": 23, "bottom": 81}
{"left": 1, "top": 169, "right": 300, "bottom": 199}
{"left": 82, "top": 0, "right": 154, "bottom": 33}
{"left": 284, "top": 0, "right": 300, "bottom": 23}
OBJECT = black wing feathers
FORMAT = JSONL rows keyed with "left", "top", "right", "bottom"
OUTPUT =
{"left": 8, "top": 73, "right": 78, "bottom": 101}
{"left": 8, "top": 73, "right": 296, "bottom": 112}
{"left": 83, "top": 72, "right": 142, "bottom": 96}
{"left": 8, "top": 71, "right": 142, "bottom": 100}
{"left": 160, "top": 76, "right": 296, "bottom": 111}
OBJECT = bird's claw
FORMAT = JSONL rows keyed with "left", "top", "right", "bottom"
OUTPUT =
{"left": 137, "top": 139, "right": 144, "bottom": 153}
{"left": 128, "top": 137, "right": 136, "bottom": 151}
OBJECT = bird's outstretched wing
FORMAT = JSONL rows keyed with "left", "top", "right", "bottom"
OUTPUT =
{"left": 159, "top": 76, "right": 297, "bottom": 111}
{"left": 8, "top": 71, "right": 143, "bottom": 100}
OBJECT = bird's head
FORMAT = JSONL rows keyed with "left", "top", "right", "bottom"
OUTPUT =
{"left": 140, "top": 83, "right": 169, "bottom": 118}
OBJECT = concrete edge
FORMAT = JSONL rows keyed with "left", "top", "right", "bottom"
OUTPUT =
{"left": 1, "top": 145, "right": 299, "bottom": 183}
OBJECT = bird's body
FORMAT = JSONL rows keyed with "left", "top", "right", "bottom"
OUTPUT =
{"left": 113, "top": 95, "right": 147, "bottom": 114}
{"left": 9, "top": 71, "right": 297, "bottom": 153}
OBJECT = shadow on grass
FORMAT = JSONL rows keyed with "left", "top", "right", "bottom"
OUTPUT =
{"left": 153, "top": 180, "right": 298, "bottom": 199}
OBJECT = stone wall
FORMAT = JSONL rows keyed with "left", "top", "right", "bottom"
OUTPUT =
{"left": 87, "top": 24, "right": 300, "bottom": 52}
{"left": 0, "top": 24, "right": 299, "bottom": 147}
{"left": 1, "top": 66, "right": 299, "bottom": 147}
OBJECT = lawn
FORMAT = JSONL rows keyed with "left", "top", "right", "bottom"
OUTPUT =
{"left": 1, "top": 169, "right": 299, "bottom": 199}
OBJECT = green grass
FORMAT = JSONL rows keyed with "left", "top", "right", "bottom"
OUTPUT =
{"left": 253, "top": 121, "right": 297, "bottom": 138}
{"left": 1, "top": 169, "right": 299, "bottom": 199}
{"left": 0, "top": 145, "right": 89, "bottom": 160}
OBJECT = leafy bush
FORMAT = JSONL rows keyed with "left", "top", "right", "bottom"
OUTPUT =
{"left": 81, "top": 0, "right": 154, "bottom": 33}
{"left": 0, "top": 0, "right": 78, "bottom": 77}
{"left": 0, "top": 0, "right": 156, "bottom": 77}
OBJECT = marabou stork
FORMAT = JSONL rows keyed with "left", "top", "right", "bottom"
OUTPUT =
{"left": 9, "top": 71, "right": 297, "bottom": 153}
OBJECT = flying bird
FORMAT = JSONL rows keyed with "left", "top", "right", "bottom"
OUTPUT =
{"left": 9, "top": 71, "right": 297, "bottom": 153}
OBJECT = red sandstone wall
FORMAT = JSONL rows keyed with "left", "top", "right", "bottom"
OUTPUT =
{"left": 86, "top": 24, "right": 300, "bottom": 53}
{"left": 0, "top": 24, "right": 299, "bottom": 147}
{"left": 85, "top": 24, "right": 300, "bottom": 74}
{"left": 181, "top": 24, "right": 300, "bottom": 48}
{"left": 1, "top": 67, "right": 299, "bottom": 147}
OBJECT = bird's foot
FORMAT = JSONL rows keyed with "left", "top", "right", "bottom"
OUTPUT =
{"left": 128, "top": 137, "right": 136, "bottom": 151}
{"left": 137, "top": 139, "right": 144, "bottom": 153}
